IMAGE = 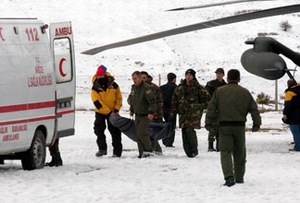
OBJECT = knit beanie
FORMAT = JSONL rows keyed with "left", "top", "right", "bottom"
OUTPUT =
{"left": 96, "top": 65, "right": 107, "bottom": 76}
{"left": 185, "top": 69, "right": 196, "bottom": 79}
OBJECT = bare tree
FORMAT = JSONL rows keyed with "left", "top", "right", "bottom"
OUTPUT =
{"left": 280, "top": 21, "right": 292, "bottom": 31}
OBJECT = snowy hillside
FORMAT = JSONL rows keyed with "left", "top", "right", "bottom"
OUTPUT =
{"left": 3, "top": 0, "right": 299, "bottom": 110}
{"left": 1, "top": 0, "right": 300, "bottom": 203}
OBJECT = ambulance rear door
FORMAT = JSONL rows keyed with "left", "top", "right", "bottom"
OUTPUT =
{"left": 49, "top": 22, "right": 75, "bottom": 138}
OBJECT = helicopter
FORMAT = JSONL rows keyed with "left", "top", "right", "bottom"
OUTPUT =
{"left": 81, "top": 1, "right": 300, "bottom": 83}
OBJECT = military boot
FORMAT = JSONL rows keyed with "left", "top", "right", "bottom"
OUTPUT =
{"left": 46, "top": 153, "right": 63, "bottom": 167}
{"left": 46, "top": 138, "right": 63, "bottom": 167}
{"left": 224, "top": 176, "right": 235, "bottom": 187}
{"left": 208, "top": 141, "right": 216, "bottom": 152}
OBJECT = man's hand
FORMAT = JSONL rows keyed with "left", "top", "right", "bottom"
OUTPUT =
{"left": 282, "top": 115, "right": 288, "bottom": 124}
{"left": 130, "top": 111, "right": 134, "bottom": 117}
{"left": 252, "top": 125, "right": 260, "bottom": 132}
{"left": 148, "top": 114, "right": 154, "bottom": 121}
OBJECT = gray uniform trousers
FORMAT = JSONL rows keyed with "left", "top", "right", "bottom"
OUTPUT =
{"left": 219, "top": 125, "right": 246, "bottom": 183}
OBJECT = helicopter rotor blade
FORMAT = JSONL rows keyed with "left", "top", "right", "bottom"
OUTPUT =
{"left": 81, "top": 4, "right": 300, "bottom": 55}
{"left": 166, "top": 0, "right": 274, "bottom": 11}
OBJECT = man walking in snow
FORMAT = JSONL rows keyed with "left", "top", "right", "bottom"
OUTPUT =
{"left": 205, "top": 69, "right": 261, "bottom": 187}
{"left": 171, "top": 69, "right": 210, "bottom": 158}
{"left": 205, "top": 68, "right": 227, "bottom": 152}
{"left": 141, "top": 71, "right": 163, "bottom": 154}
{"left": 91, "top": 65, "right": 123, "bottom": 157}
{"left": 128, "top": 71, "right": 157, "bottom": 158}
{"left": 282, "top": 79, "right": 300, "bottom": 152}
{"left": 161, "top": 72, "right": 177, "bottom": 147}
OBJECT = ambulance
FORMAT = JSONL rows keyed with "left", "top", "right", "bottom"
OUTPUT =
{"left": 0, "top": 18, "right": 75, "bottom": 170}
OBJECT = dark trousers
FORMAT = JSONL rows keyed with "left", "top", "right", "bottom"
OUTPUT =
{"left": 94, "top": 112, "right": 122, "bottom": 156}
{"left": 219, "top": 125, "right": 246, "bottom": 182}
{"left": 49, "top": 138, "right": 60, "bottom": 156}
{"left": 182, "top": 127, "right": 198, "bottom": 157}
{"left": 162, "top": 110, "right": 176, "bottom": 147}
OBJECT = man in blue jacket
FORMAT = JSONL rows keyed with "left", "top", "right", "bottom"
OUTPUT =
{"left": 282, "top": 79, "right": 300, "bottom": 151}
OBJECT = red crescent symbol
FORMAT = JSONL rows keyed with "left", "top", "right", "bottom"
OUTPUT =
{"left": 59, "top": 58, "right": 67, "bottom": 77}
{"left": 0, "top": 27, "right": 5, "bottom": 41}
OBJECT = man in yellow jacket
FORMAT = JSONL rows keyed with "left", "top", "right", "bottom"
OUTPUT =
{"left": 91, "top": 65, "right": 123, "bottom": 157}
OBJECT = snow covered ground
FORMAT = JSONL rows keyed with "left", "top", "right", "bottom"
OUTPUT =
{"left": 0, "top": 111, "right": 298, "bottom": 203}
{"left": 1, "top": 0, "right": 300, "bottom": 202}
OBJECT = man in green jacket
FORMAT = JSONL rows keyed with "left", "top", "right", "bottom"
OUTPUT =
{"left": 141, "top": 71, "right": 163, "bottom": 154}
{"left": 205, "top": 68, "right": 227, "bottom": 152}
{"left": 129, "top": 71, "right": 157, "bottom": 158}
{"left": 205, "top": 69, "right": 261, "bottom": 187}
{"left": 171, "top": 69, "right": 210, "bottom": 158}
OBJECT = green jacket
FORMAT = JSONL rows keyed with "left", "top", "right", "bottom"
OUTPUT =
{"left": 205, "top": 78, "right": 227, "bottom": 97}
{"left": 171, "top": 79, "right": 211, "bottom": 129}
{"left": 129, "top": 81, "right": 157, "bottom": 115}
{"left": 206, "top": 82, "right": 261, "bottom": 126}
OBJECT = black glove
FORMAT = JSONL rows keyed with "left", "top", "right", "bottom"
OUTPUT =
{"left": 252, "top": 125, "right": 260, "bottom": 132}
{"left": 205, "top": 124, "right": 212, "bottom": 131}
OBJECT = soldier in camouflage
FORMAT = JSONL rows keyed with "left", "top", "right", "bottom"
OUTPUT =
{"left": 141, "top": 71, "right": 163, "bottom": 154}
{"left": 141, "top": 72, "right": 163, "bottom": 121}
{"left": 171, "top": 69, "right": 211, "bottom": 158}
{"left": 205, "top": 68, "right": 227, "bottom": 152}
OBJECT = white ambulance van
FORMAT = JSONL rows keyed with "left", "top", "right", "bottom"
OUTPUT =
{"left": 0, "top": 18, "right": 75, "bottom": 170}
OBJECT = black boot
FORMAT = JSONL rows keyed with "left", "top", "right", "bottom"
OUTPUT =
{"left": 46, "top": 153, "right": 63, "bottom": 167}
{"left": 54, "top": 152, "right": 63, "bottom": 166}
{"left": 46, "top": 138, "right": 63, "bottom": 167}
{"left": 224, "top": 176, "right": 235, "bottom": 187}
{"left": 208, "top": 141, "right": 216, "bottom": 152}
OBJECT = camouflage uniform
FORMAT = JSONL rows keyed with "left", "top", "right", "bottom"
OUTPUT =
{"left": 205, "top": 78, "right": 227, "bottom": 151}
{"left": 171, "top": 79, "right": 210, "bottom": 157}
{"left": 149, "top": 82, "right": 163, "bottom": 153}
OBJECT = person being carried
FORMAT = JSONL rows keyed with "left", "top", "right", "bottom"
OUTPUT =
{"left": 91, "top": 65, "right": 123, "bottom": 157}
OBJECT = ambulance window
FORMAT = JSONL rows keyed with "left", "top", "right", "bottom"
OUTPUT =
{"left": 54, "top": 38, "right": 73, "bottom": 83}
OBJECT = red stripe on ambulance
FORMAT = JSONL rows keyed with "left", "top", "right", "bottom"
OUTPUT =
{"left": 0, "top": 101, "right": 55, "bottom": 113}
